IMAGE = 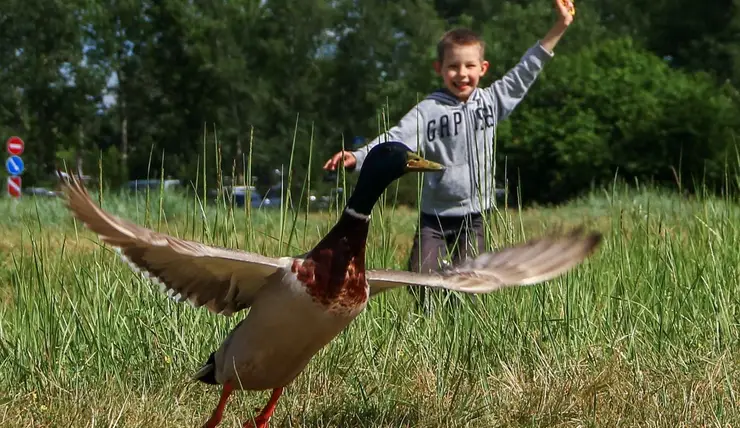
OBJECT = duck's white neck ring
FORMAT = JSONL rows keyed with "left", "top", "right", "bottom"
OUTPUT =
{"left": 344, "top": 207, "right": 371, "bottom": 222}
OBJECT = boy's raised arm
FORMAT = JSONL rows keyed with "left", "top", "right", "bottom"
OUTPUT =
{"left": 483, "top": 0, "right": 574, "bottom": 122}
{"left": 541, "top": 0, "right": 575, "bottom": 53}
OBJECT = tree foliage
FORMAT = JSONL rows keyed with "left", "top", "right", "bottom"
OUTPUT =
{"left": 1, "top": 0, "right": 738, "bottom": 204}
{"left": 500, "top": 37, "right": 740, "bottom": 202}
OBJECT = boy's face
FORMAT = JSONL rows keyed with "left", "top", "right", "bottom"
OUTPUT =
{"left": 434, "top": 43, "right": 489, "bottom": 101}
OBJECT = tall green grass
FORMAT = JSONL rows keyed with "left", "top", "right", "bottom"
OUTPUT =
{"left": 0, "top": 133, "right": 738, "bottom": 426}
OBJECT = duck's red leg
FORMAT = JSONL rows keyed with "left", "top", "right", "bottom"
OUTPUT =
{"left": 242, "top": 387, "right": 284, "bottom": 428}
{"left": 203, "top": 383, "right": 234, "bottom": 428}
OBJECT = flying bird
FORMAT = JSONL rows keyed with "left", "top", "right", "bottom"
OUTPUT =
{"left": 59, "top": 141, "right": 602, "bottom": 428}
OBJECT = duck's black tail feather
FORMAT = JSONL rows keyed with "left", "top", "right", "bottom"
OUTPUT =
{"left": 193, "top": 351, "right": 218, "bottom": 385}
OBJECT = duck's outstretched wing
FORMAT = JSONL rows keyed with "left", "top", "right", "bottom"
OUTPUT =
{"left": 367, "top": 228, "right": 601, "bottom": 296}
{"left": 60, "top": 173, "right": 287, "bottom": 316}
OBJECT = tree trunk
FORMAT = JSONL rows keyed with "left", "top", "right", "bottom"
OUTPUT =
{"left": 233, "top": 102, "right": 244, "bottom": 184}
{"left": 118, "top": 69, "right": 129, "bottom": 181}
{"left": 77, "top": 124, "right": 84, "bottom": 175}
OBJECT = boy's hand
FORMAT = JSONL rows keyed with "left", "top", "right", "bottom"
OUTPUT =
{"left": 555, "top": 0, "right": 575, "bottom": 26}
{"left": 541, "top": 0, "right": 574, "bottom": 52}
{"left": 323, "top": 151, "right": 357, "bottom": 171}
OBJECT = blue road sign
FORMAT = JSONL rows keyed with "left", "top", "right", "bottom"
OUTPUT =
{"left": 5, "top": 155, "right": 24, "bottom": 175}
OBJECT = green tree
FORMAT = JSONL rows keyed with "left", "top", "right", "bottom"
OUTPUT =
{"left": 0, "top": 0, "right": 102, "bottom": 185}
{"left": 499, "top": 37, "right": 740, "bottom": 203}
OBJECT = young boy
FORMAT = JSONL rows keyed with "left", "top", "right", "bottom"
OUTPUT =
{"left": 323, "top": 0, "right": 575, "bottom": 310}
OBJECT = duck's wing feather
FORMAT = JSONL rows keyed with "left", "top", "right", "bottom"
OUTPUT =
{"left": 368, "top": 228, "right": 601, "bottom": 296}
{"left": 60, "top": 174, "right": 286, "bottom": 316}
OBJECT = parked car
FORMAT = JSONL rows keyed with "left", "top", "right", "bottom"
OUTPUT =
{"left": 232, "top": 186, "right": 273, "bottom": 209}
{"left": 211, "top": 185, "right": 272, "bottom": 209}
{"left": 315, "top": 187, "right": 345, "bottom": 210}
{"left": 127, "top": 179, "right": 182, "bottom": 192}
{"left": 24, "top": 187, "right": 60, "bottom": 197}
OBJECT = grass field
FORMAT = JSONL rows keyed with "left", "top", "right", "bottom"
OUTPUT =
{"left": 0, "top": 182, "right": 738, "bottom": 427}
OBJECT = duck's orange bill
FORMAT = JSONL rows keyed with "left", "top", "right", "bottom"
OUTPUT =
{"left": 405, "top": 153, "right": 445, "bottom": 172}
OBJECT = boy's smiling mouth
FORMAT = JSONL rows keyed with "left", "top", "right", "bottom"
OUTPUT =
{"left": 454, "top": 81, "right": 471, "bottom": 91}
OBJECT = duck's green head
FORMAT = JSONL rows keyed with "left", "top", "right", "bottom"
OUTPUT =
{"left": 346, "top": 141, "right": 445, "bottom": 216}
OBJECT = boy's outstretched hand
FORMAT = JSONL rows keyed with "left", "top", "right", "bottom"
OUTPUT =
{"left": 558, "top": 0, "right": 575, "bottom": 21}
{"left": 323, "top": 150, "right": 357, "bottom": 171}
{"left": 541, "top": 0, "right": 575, "bottom": 53}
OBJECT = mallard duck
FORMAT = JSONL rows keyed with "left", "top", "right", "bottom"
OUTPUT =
{"left": 59, "top": 141, "right": 601, "bottom": 428}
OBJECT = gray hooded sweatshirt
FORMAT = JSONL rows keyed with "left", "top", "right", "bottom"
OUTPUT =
{"left": 352, "top": 41, "right": 554, "bottom": 217}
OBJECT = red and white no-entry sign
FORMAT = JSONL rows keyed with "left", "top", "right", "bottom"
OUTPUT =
{"left": 6, "top": 136, "right": 24, "bottom": 155}
{"left": 7, "top": 176, "right": 21, "bottom": 198}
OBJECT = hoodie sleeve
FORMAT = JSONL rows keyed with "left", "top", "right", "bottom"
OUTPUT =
{"left": 482, "top": 41, "right": 554, "bottom": 123}
{"left": 351, "top": 105, "right": 426, "bottom": 171}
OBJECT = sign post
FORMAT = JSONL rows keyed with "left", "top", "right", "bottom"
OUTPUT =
{"left": 7, "top": 176, "right": 21, "bottom": 198}
{"left": 5, "top": 155, "right": 24, "bottom": 176}
{"left": 5, "top": 136, "right": 25, "bottom": 199}
{"left": 6, "top": 136, "right": 24, "bottom": 156}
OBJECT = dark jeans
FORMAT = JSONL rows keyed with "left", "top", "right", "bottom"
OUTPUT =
{"left": 406, "top": 211, "right": 487, "bottom": 311}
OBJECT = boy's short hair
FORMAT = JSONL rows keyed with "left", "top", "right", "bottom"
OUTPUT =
{"left": 436, "top": 28, "right": 485, "bottom": 63}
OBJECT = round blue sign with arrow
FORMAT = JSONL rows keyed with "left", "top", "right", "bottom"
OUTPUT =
{"left": 5, "top": 155, "right": 24, "bottom": 175}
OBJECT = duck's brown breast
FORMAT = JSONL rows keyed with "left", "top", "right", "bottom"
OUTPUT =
{"left": 291, "top": 242, "right": 368, "bottom": 313}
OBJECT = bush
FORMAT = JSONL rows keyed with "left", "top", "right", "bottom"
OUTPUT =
{"left": 498, "top": 37, "right": 740, "bottom": 204}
